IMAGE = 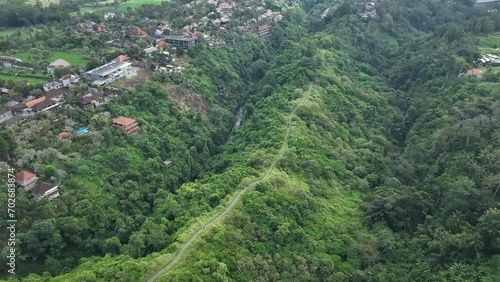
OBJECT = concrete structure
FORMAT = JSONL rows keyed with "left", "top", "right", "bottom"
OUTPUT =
{"left": 144, "top": 46, "right": 159, "bottom": 55}
{"left": 0, "top": 107, "right": 12, "bottom": 123}
{"left": 32, "top": 182, "right": 59, "bottom": 200}
{"left": 112, "top": 116, "right": 139, "bottom": 135}
{"left": 85, "top": 61, "right": 132, "bottom": 84}
{"left": 60, "top": 74, "right": 80, "bottom": 86}
{"left": 43, "top": 80, "right": 64, "bottom": 92}
{"left": 15, "top": 171, "right": 37, "bottom": 187}
{"left": 257, "top": 25, "right": 271, "bottom": 38}
{"left": 163, "top": 160, "right": 173, "bottom": 168}
{"left": 164, "top": 36, "right": 196, "bottom": 49}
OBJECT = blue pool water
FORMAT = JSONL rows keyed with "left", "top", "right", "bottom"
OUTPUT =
{"left": 76, "top": 127, "right": 89, "bottom": 135}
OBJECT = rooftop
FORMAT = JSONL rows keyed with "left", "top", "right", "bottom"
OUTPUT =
{"left": 86, "top": 61, "right": 132, "bottom": 78}
{"left": 32, "top": 99, "right": 57, "bottom": 111}
{"left": 164, "top": 36, "right": 196, "bottom": 42}
{"left": 60, "top": 74, "right": 79, "bottom": 80}
{"left": 45, "top": 88, "right": 67, "bottom": 99}
{"left": 112, "top": 116, "right": 137, "bottom": 126}
{"left": 466, "top": 68, "right": 481, "bottom": 76}
{"left": 0, "top": 115, "right": 26, "bottom": 127}
{"left": 15, "top": 171, "right": 36, "bottom": 182}
{"left": 0, "top": 107, "right": 10, "bottom": 115}
{"left": 32, "top": 182, "right": 58, "bottom": 198}
{"left": 26, "top": 96, "right": 46, "bottom": 108}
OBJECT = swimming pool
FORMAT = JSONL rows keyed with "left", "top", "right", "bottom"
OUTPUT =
{"left": 76, "top": 127, "right": 89, "bottom": 134}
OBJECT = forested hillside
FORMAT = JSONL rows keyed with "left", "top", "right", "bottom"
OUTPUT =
{"left": 1, "top": 0, "right": 500, "bottom": 281}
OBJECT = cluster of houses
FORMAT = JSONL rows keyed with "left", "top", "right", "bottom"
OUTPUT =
{"left": 359, "top": 0, "right": 378, "bottom": 20}
{"left": 235, "top": 7, "right": 281, "bottom": 36}
{"left": 476, "top": 54, "right": 500, "bottom": 66}
{"left": 14, "top": 171, "right": 60, "bottom": 201}
{"left": 73, "top": 20, "right": 109, "bottom": 36}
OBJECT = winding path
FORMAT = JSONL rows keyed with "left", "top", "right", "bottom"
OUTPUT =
{"left": 147, "top": 83, "right": 314, "bottom": 282}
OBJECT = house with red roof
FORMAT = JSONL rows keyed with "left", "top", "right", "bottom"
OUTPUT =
{"left": 466, "top": 68, "right": 481, "bottom": 77}
{"left": 15, "top": 171, "right": 38, "bottom": 188}
{"left": 128, "top": 26, "right": 148, "bottom": 38}
{"left": 157, "top": 41, "right": 169, "bottom": 50}
{"left": 112, "top": 116, "right": 139, "bottom": 135}
{"left": 116, "top": 55, "right": 130, "bottom": 62}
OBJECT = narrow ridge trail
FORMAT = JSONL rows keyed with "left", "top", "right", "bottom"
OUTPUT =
{"left": 147, "top": 82, "right": 314, "bottom": 282}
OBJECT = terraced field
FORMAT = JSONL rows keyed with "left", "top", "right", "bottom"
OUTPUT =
{"left": 25, "top": 0, "right": 60, "bottom": 6}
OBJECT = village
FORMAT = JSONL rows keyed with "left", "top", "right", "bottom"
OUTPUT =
{"left": 0, "top": 0, "right": 283, "bottom": 201}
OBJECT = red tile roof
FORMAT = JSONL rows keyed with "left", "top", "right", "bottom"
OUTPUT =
{"left": 112, "top": 116, "right": 137, "bottom": 126}
{"left": 466, "top": 68, "right": 481, "bottom": 76}
{"left": 15, "top": 171, "right": 36, "bottom": 182}
{"left": 116, "top": 55, "right": 130, "bottom": 62}
{"left": 26, "top": 96, "right": 46, "bottom": 108}
{"left": 129, "top": 26, "right": 147, "bottom": 37}
{"left": 157, "top": 41, "right": 169, "bottom": 48}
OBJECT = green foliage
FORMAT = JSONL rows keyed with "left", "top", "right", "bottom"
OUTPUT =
{"left": 4, "top": 0, "right": 500, "bottom": 280}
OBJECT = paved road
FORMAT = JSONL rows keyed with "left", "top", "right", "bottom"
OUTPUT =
{"left": 147, "top": 83, "right": 314, "bottom": 282}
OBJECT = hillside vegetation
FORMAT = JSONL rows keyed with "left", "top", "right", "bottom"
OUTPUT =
{"left": 1, "top": 0, "right": 500, "bottom": 281}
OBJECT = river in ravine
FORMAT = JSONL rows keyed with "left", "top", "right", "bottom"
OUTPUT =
{"left": 227, "top": 107, "right": 243, "bottom": 143}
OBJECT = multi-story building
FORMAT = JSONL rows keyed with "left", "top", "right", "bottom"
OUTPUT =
{"left": 85, "top": 61, "right": 132, "bottom": 85}
{"left": 112, "top": 116, "right": 139, "bottom": 135}
{"left": 164, "top": 36, "right": 196, "bottom": 49}
{"left": 15, "top": 171, "right": 38, "bottom": 188}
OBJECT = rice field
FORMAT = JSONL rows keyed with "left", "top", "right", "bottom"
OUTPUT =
{"left": 0, "top": 74, "right": 48, "bottom": 84}
{"left": 12, "top": 51, "right": 89, "bottom": 67}
{"left": 479, "top": 32, "right": 500, "bottom": 49}
{"left": 119, "top": 0, "right": 168, "bottom": 9}
{"left": 25, "top": 0, "right": 60, "bottom": 6}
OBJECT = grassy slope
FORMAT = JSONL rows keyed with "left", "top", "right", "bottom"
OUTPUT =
{"left": 32, "top": 26, "right": 399, "bottom": 280}
{"left": 0, "top": 28, "right": 19, "bottom": 37}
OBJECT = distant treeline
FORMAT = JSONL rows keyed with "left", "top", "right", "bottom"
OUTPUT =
{"left": 0, "top": 0, "right": 96, "bottom": 28}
